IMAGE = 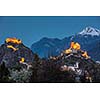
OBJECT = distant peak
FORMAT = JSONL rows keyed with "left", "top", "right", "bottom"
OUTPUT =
{"left": 78, "top": 26, "right": 100, "bottom": 36}
{"left": 85, "top": 26, "right": 99, "bottom": 33}
{"left": 40, "top": 37, "right": 61, "bottom": 41}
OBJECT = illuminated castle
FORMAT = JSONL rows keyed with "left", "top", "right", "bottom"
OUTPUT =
{"left": 64, "top": 41, "right": 90, "bottom": 59}
{"left": 6, "top": 37, "right": 22, "bottom": 44}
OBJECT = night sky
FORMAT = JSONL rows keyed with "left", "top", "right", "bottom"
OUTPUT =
{"left": 0, "top": 16, "right": 100, "bottom": 47}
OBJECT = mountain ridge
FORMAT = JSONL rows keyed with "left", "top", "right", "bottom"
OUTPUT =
{"left": 31, "top": 27, "right": 100, "bottom": 61}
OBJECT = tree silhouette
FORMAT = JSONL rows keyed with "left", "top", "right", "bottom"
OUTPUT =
{"left": 30, "top": 53, "right": 41, "bottom": 82}
{"left": 0, "top": 62, "right": 10, "bottom": 82}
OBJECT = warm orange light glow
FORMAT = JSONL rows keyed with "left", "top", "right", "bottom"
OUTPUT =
{"left": 72, "top": 42, "right": 81, "bottom": 50}
{"left": 7, "top": 45, "right": 19, "bottom": 51}
{"left": 82, "top": 51, "right": 89, "bottom": 59}
{"left": 65, "top": 48, "right": 72, "bottom": 54}
{"left": 70, "top": 42, "right": 75, "bottom": 49}
{"left": 65, "top": 42, "right": 81, "bottom": 54}
{"left": 20, "top": 57, "right": 25, "bottom": 63}
{"left": 6, "top": 38, "right": 22, "bottom": 44}
{"left": 64, "top": 41, "right": 89, "bottom": 59}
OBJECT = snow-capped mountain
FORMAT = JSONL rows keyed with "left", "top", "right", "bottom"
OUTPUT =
{"left": 78, "top": 27, "right": 100, "bottom": 36}
{"left": 31, "top": 27, "right": 100, "bottom": 61}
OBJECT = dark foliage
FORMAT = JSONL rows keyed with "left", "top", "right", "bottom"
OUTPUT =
{"left": 0, "top": 62, "right": 10, "bottom": 82}
{"left": 29, "top": 53, "right": 100, "bottom": 83}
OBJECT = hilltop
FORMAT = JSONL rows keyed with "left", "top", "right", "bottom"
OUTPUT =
{"left": 0, "top": 37, "right": 34, "bottom": 67}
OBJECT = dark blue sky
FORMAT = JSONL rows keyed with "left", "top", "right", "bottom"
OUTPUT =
{"left": 0, "top": 16, "right": 100, "bottom": 47}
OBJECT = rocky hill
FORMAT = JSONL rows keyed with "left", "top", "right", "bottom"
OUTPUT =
{"left": 0, "top": 38, "right": 34, "bottom": 67}
{"left": 30, "top": 42, "right": 100, "bottom": 83}
{"left": 42, "top": 44, "right": 100, "bottom": 83}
